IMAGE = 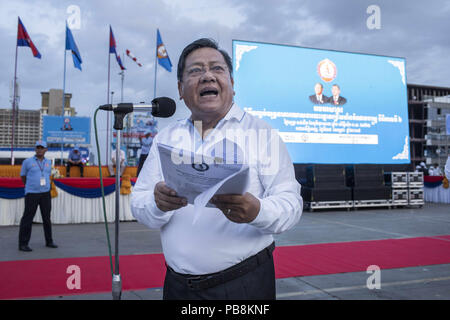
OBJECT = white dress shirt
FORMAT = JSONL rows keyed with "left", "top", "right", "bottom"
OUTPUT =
{"left": 131, "top": 103, "right": 303, "bottom": 275}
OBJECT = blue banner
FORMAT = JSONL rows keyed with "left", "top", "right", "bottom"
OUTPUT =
{"left": 43, "top": 116, "right": 91, "bottom": 144}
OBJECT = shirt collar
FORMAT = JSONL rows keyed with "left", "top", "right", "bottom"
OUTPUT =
{"left": 184, "top": 103, "right": 245, "bottom": 126}
{"left": 222, "top": 103, "right": 245, "bottom": 122}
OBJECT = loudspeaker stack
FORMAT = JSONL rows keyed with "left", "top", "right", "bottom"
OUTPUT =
{"left": 301, "top": 165, "right": 353, "bottom": 210}
{"left": 346, "top": 164, "right": 391, "bottom": 207}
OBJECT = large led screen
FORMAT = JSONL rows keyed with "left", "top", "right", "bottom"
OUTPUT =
{"left": 232, "top": 40, "right": 410, "bottom": 164}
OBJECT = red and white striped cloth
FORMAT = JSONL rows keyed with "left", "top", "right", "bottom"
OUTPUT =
{"left": 126, "top": 49, "right": 142, "bottom": 67}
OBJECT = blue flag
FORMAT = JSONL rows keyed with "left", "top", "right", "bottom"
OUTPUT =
{"left": 66, "top": 24, "right": 82, "bottom": 70}
{"left": 156, "top": 29, "right": 172, "bottom": 72}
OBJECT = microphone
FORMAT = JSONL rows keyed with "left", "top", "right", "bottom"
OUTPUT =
{"left": 99, "top": 96, "right": 176, "bottom": 118}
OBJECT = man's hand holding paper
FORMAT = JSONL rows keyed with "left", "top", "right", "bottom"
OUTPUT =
{"left": 154, "top": 181, "right": 188, "bottom": 212}
{"left": 210, "top": 192, "right": 260, "bottom": 223}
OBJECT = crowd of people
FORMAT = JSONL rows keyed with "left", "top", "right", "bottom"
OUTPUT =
{"left": 415, "top": 161, "right": 448, "bottom": 177}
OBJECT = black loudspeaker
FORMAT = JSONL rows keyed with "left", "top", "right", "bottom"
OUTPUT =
{"left": 301, "top": 186, "right": 352, "bottom": 202}
{"left": 346, "top": 165, "right": 385, "bottom": 188}
{"left": 352, "top": 186, "right": 392, "bottom": 201}
{"left": 306, "top": 165, "right": 346, "bottom": 188}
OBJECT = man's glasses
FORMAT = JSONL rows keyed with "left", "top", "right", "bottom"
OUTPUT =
{"left": 185, "top": 64, "right": 228, "bottom": 78}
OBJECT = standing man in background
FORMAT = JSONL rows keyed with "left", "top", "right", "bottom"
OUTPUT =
{"left": 18, "top": 141, "right": 58, "bottom": 252}
{"left": 137, "top": 127, "right": 157, "bottom": 177}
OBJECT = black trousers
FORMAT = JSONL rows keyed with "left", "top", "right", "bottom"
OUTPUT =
{"left": 19, "top": 192, "right": 53, "bottom": 246}
{"left": 136, "top": 154, "right": 148, "bottom": 177}
{"left": 163, "top": 248, "right": 276, "bottom": 300}
{"left": 66, "top": 162, "right": 84, "bottom": 177}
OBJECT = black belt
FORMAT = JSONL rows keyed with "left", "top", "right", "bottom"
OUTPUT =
{"left": 167, "top": 242, "right": 275, "bottom": 291}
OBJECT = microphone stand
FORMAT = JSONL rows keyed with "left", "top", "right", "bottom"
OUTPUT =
{"left": 99, "top": 99, "right": 175, "bottom": 300}
{"left": 111, "top": 107, "right": 131, "bottom": 301}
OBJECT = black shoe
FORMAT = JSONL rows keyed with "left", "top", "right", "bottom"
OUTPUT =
{"left": 46, "top": 242, "right": 58, "bottom": 248}
{"left": 19, "top": 245, "right": 33, "bottom": 252}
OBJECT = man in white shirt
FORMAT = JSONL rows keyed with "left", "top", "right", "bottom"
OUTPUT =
{"left": 108, "top": 148, "right": 126, "bottom": 177}
{"left": 131, "top": 38, "right": 303, "bottom": 300}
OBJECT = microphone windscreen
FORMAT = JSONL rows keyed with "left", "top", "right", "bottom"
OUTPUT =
{"left": 151, "top": 97, "right": 176, "bottom": 118}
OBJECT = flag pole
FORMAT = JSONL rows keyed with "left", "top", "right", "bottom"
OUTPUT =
{"left": 62, "top": 25, "right": 67, "bottom": 115}
{"left": 61, "top": 24, "right": 67, "bottom": 165}
{"left": 11, "top": 18, "right": 19, "bottom": 165}
{"left": 120, "top": 51, "right": 124, "bottom": 103}
{"left": 153, "top": 30, "right": 158, "bottom": 99}
{"left": 106, "top": 27, "right": 111, "bottom": 167}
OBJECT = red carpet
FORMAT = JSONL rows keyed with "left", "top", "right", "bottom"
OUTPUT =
{"left": 1, "top": 235, "right": 450, "bottom": 299}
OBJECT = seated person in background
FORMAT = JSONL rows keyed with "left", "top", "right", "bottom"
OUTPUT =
{"left": 419, "top": 162, "right": 429, "bottom": 176}
{"left": 431, "top": 163, "right": 442, "bottom": 176}
{"left": 66, "top": 146, "right": 84, "bottom": 177}
{"left": 108, "top": 148, "right": 126, "bottom": 177}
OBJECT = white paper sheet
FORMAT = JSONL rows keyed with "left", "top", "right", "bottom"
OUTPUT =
{"left": 157, "top": 143, "right": 249, "bottom": 223}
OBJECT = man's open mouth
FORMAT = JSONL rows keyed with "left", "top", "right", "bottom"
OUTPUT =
{"left": 200, "top": 88, "right": 219, "bottom": 97}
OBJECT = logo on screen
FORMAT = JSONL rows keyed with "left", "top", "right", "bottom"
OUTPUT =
{"left": 317, "top": 59, "right": 337, "bottom": 82}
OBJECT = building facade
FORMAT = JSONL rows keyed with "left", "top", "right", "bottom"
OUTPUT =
{"left": 40, "top": 89, "right": 75, "bottom": 116}
{"left": 0, "top": 108, "right": 41, "bottom": 148}
{"left": 0, "top": 89, "right": 75, "bottom": 149}
{"left": 0, "top": 89, "right": 77, "bottom": 164}
{"left": 407, "top": 84, "right": 450, "bottom": 169}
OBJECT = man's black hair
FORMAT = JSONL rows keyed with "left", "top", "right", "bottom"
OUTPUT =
{"left": 177, "top": 38, "right": 233, "bottom": 81}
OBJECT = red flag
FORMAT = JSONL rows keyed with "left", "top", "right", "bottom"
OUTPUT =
{"left": 109, "top": 26, "right": 125, "bottom": 70}
{"left": 109, "top": 26, "right": 116, "bottom": 54}
{"left": 17, "top": 17, "right": 41, "bottom": 59}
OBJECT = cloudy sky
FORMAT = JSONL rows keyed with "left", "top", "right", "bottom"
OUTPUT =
{"left": 0, "top": 0, "right": 448, "bottom": 158}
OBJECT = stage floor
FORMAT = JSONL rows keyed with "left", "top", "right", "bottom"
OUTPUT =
{"left": 1, "top": 202, "right": 449, "bottom": 300}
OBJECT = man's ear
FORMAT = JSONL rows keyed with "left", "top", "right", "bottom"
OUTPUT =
{"left": 177, "top": 81, "right": 183, "bottom": 100}
{"left": 231, "top": 77, "right": 235, "bottom": 96}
